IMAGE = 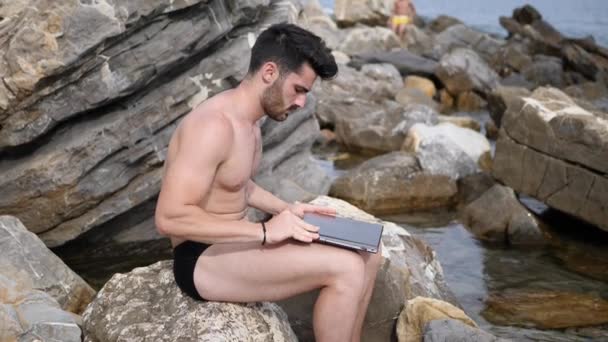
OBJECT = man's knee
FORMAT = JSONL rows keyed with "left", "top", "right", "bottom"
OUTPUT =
{"left": 328, "top": 250, "right": 366, "bottom": 292}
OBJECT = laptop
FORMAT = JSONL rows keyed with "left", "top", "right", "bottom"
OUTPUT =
{"left": 303, "top": 213, "right": 384, "bottom": 253}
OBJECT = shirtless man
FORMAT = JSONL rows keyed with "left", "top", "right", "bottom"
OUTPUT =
{"left": 155, "top": 23, "right": 383, "bottom": 342}
{"left": 389, "top": 0, "right": 417, "bottom": 39}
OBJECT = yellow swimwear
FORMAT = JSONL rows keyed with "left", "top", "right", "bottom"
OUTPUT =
{"left": 391, "top": 15, "right": 411, "bottom": 26}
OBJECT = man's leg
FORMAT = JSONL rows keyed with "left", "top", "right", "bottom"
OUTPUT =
{"left": 351, "top": 247, "right": 383, "bottom": 342}
{"left": 194, "top": 240, "right": 367, "bottom": 342}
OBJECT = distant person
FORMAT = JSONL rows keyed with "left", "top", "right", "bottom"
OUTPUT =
{"left": 389, "top": 0, "right": 417, "bottom": 40}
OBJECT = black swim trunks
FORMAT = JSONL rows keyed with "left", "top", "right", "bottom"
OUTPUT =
{"left": 173, "top": 240, "right": 211, "bottom": 301}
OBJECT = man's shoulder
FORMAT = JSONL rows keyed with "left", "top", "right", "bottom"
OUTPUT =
{"left": 180, "top": 104, "right": 234, "bottom": 145}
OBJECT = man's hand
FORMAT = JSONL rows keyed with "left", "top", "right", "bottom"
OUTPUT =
{"left": 287, "top": 201, "right": 337, "bottom": 218}
{"left": 265, "top": 209, "right": 320, "bottom": 244}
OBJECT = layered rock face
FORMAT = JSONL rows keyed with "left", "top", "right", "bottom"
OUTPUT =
{"left": 0, "top": 0, "right": 329, "bottom": 247}
{"left": 493, "top": 87, "right": 608, "bottom": 232}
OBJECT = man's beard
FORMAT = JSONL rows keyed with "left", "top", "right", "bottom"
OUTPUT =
{"left": 262, "top": 79, "right": 297, "bottom": 122}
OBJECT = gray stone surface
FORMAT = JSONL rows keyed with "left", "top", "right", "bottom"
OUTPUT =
{"left": 461, "top": 184, "right": 545, "bottom": 245}
{"left": 330, "top": 152, "right": 458, "bottom": 214}
{"left": 435, "top": 48, "right": 500, "bottom": 96}
{"left": 423, "top": 319, "right": 509, "bottom": 342}
{"left": 82, "top": 260, "right": 297, "bottom": 342}
{"left": 0, "top": 216, "right": 95, "bottom": 313}
{"left": 431, "top": 24, "right": 505, "bottom": 62}
{"left": 350, "top": 49, "right": 439, "bottom": 77}
{"left": 333, "top": 0, "right": 392, "bottom": 27}
{"left": 339, "top": 26, "right": 402, "bottom": 56}
{"left": 493, "top": 87, "right": 608, "bottom": 231}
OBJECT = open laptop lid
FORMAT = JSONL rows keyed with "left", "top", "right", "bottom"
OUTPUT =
{"left": 303, "top": 213, "right": 383, "bottom": 253}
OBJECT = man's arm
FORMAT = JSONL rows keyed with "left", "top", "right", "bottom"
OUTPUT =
{"left": 155, "top": 114, "right": 264, "bottom": 244}
{"left": 246, "top": 180, "right": 289, "bottom": 215}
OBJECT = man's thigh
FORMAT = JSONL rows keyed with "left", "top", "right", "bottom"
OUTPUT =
{"left": 194, "top": 240, "right": 363, "bottom": 302}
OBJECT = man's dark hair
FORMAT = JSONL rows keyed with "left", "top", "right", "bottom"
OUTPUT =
{"left": 247, "top": 23, "right": 337, "bottom": 80}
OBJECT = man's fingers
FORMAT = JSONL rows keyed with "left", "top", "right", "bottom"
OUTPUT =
{"left": 302, "top": 204, "right": 336, "bottom": 216}
{"left": 295, "top": 217, "right": 319, "bottom": 232}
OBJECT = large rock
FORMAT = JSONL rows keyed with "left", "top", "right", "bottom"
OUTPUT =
{"left": 350, "top": 49, "right": 439, "bottom": 78}
{"left": 396, "top": 297, "right": 478, "bottom": 342}
{"left": 278, "top": 196, "right": 459, "bottom": 342}
{"left": 82, "top": 260, "right": 298, "bottom": 342}
{"left": 461, "top": 184, "right": 545, "bottom": 245}
{"left": 431, "top": 24, "right": 505, "bottom": 62}
{"left": 0, "top": 216, "right": 95, "bottom": 314}
{"left": 334, "top": 102, "right": 439, "bottom": 154}
{"left": 403, "top": 123, "right": 491, "bottom": 179}
{"left": 339, "top": 26, "right": 402, "bottom": 56}
{"left": 521, "top": 55, "right": 565, "bottom": 88}
{"left": 482, "top": 289, "right": 608, "bottom": 329}
{"left": 0, "top": 267, "right": 82, "bottom": 342}
{"left": 435, "top": 48, "right": 500, "bottom": 96}
{"left": 422, "top": 319, "right": 509, "bottom": 342}
{"left": 0, "top": 0, "right": 328, "bottom": 247}
{"left": 333, "top": 0, "right": 392, "bottom": 27}
{"left": 297, "top": 0, "right": 345, "bottom": 50}
{"left": 330, "top": 152, "right": 458, "bottom": 214}
{"left": 492, "top": 87, "right": 608, "bottom": 231}
{"left": 428, "top": 15, "right": 463, "bottom": 33}
{"left": 486, "top": 86, "right": 531, "bottom": 127}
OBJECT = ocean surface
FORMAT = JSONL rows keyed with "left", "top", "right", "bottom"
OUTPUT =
{"left": 320, "top": 0, "right": 608, "bottom": 46}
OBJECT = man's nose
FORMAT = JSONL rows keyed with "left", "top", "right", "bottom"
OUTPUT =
{"left": 294, "top": 94, "right": 306, "bottom": 108}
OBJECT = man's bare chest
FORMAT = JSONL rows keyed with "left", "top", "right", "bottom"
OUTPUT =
{"left": 215, "top": 127, "right": 262, "bottom": 191}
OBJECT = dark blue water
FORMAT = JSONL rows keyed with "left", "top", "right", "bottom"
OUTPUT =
{"left": 320, "top": 0, "right": 608, "bottom": 46}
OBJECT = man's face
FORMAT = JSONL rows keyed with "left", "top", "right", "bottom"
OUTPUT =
{"left": 262, "top": 63, "right": 317, "bottom": 121}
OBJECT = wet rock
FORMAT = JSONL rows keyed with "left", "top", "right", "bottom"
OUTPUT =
{"left": 456, "top": 172, "right": 497, "bottom": 206}
{"left": 493, "top": 87, "right": 608, "bottom": 231}
{"left": 82, "top": 260, "right": 298, "bottom": 342}
{"left": 486, "top": 86, "right": 531, "bottom": 127}
{"left": 404, "top": 75, "right": 437, "bottom": 99}
{"left": 396, "top": 297, "right": 477, "bottom": 342}
{"left": 436, "top": 48, "right": 500, "bottom": 96}
{"left": 350, "top": 49, "right": 439, "bottom": 78}
{"left": 330, "top": 152, "right": 458, "bottom": 214}
{"left": 461, "top": 184, "right": 545, "bottom": 245}
{"left": 396, "top": 88, "right": 440, "bottom": 111}
{"left": 0, "top": 216, "right": 95, "bottom": 314}
{"left": 482, "top": 289, "right": 608, "bottom": 329}
{"left": 403, "top": 122, "right": 491, "bottom": 179}
{"left": 279, "top": 196, "right": 459, "bottom": 342}
{"left": 428, "top": 15, "right": 463, "bottom": 33}
{"left": 335, "top": 102, "right": 439, "bottom": 154}
{"left": 333, "top": 0, "right": 392, "bottom": 27}
{"left": 423, "top": 319, "right": 510, "bottom": 342}
{"left": 339, "top": 26, "right": 402, "bottom": 56}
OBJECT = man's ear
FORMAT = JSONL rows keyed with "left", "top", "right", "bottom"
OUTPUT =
{"left": 261, "top": 61, "right": 280, "bottom": 84}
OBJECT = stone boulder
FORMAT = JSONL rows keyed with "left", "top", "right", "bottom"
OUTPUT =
{"left": 403, "top": 123, "right": 491, "bottom": 179}
{"left": 492, "top": 87, "right": 608, "bottom": 231}
{"left": 461, "top": 184, "right": 545, "bottom": 245}
{"left": 482, "top": 289, "right": 608, "bottom": 329}
{"left": 350, "top": 49, "right": 439, "bottom": 78}
{"left": 0, "top": 266, "right": 82, "bottom": 342}
{"left": 333, "top": 0, "right": 392, "bottom": 27}
{"left": 435, "top": 48, "right": 500, "bottom": 96}
{"left": 0, "top": 216, "right": 95, "bottom": 314}
{"left": 339, "top": 26, "right": 402, "bottom": 56}
{"left": 428, "top": 15, "right": 464, "bottom": 34}
{"left": 422, "top": 319, "right": 510, "bottom": 342}
{"left": 0, "top": 0, "right": 327, "bottom": 247}
{"left": 396, "top": 89, "right": 440, "bottom": 111}
{"left": 404, "top": 75, "right": 437, "bottom": 99}
{"left": 278, "top": 196, "right": 458, "bottom": 342}
{"left": 431, "top": 24, "right": 505, "bottom": 62}
{"left": 396, "top": 296, "right": 478, "bottom": 342}
{"left": 487, "top": 86, "right": 531, "bottom": 127}
{"left": 334, "top": 102, "right": 439, "bottom": 154}
{"left": 330, "top": 152, "right": 458, "bottom": 214}
{"left": 521, "top": 55, "right": 565, "bottom": 88}
{"left": 82, "top": 260, "right": 298, "bottom": 342}
{"left": 298, "top": 0, "right": 345, "bottom": 50}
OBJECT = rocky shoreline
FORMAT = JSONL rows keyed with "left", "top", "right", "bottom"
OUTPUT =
{"left": 1, "top": 0, "right": 607, "bottom": 341}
